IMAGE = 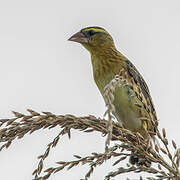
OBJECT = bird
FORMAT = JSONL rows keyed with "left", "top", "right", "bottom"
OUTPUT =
{"left": 68, "top": 26, "right": 158, "bottom": 144}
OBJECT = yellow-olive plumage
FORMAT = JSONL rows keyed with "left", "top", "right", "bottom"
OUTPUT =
{"left": 69, "top": 26, "right": 157, "bottom": 138}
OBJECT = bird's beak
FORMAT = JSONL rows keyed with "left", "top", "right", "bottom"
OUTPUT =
{"left": 68, "top": 31, "right": 88, "bottom": 43}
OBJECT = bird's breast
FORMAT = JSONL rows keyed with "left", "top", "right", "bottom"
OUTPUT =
{"left": 91, "top": 55, "right": 145, "bottom": 132}
{"left": 94, "top": 71, "right": 143, "bottom": 132}
{"left": 113, "top": 85, "right": 143, "bottom": 132}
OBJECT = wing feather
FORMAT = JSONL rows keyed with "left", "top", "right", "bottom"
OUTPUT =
{"left": 125, "top": 59, "right": 156, "bottom": 116}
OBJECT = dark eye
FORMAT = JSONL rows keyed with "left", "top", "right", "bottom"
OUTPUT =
{"left": 88, "top": 30, "right": 96, "bottom": 36}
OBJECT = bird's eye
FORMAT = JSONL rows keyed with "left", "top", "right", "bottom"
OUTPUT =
{"left": 88, "top": 30, "right": 96, "bottom": 36}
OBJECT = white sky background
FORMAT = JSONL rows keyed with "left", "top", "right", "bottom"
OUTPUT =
{"left": 0, "top": 0, "right": 180, "bottom": 179}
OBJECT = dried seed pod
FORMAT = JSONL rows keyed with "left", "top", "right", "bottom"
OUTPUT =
{"left": 172, "top": 140, "right": 177, "bottom": 150}
{"left": 12, "top": 111, "right": 24, "bottom": 118}
{"left": 163, "top": 138, "right": 168, "bottom": 145}
{"left": 32, "top": 169, "right": 38, "bottom": 176}
{"left": 168, "top": 153, "right": 173, "bottom": 160}
{"left": 37, "top": 159, "right": 43, "bottom": 175}
{"left": 27, "top": 109, "right": 40, "bottom": 116}
{"left": 160, "top": 148, "right": 167, "bottom": 154}
{"left": 162, "top": 128, "right": 166, "bottom": 138}
{"left": 113, "top": 156, "right": 127, "bottom": 166}
{"left": 157, "top": 131, "right": 162, "bottom": 139}
{"left": 42, "top": 173, "right": 51, "bottom": 179}
{"left": 155, "top": 144, "right": 159, "bottom": 153}
{"left": 176, "top": 157, "right": 180, "bottom": 167}
{"left": 158, "top": 164, "right": 162, "bottom": 170}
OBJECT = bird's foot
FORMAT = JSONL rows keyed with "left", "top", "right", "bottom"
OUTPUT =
{"left": 129, "top": 151, "right": 151, "bottom": 167}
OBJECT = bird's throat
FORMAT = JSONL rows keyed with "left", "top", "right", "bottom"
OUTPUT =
{"left": 91, "top": 51, "right": 126, "bottom": 94}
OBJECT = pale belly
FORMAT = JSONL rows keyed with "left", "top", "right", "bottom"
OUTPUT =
{"left": 111, "top": 86, "right": 143, "bottom": 132}
{"left": 95, "top": 72, "right": 144, "bottom": 133}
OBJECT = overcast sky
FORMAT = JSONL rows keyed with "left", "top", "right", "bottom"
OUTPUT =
{"left": 0, "top": 0, "right": 180, "bottom": 179}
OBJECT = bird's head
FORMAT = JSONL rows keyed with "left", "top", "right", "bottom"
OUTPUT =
{"left": 68, "top": 26, "right": 115, "bottom": 54}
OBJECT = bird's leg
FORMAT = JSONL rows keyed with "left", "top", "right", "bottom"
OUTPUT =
{"left": 129, "top": 151, "right": 139, "bottom": 165}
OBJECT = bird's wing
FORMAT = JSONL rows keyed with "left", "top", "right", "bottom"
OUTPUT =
{"left": 125, "top": 59, "right": 156, "bottom": 117}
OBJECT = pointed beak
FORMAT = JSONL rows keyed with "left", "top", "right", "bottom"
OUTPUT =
{"left": 68, "top": 31, "right": 88, "bottom": 43}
